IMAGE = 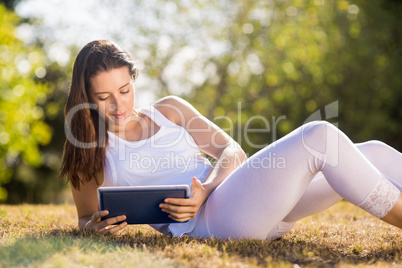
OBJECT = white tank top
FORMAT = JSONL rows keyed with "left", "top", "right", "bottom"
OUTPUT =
{"left": 102, "top": 105, "right": 212, "bottom": 236}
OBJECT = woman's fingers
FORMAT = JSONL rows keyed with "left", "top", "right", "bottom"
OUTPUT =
{"left": 159, "top": 178, "right": 207, "bottom": 221}
{"left": 160, "top": 202, "right": 197, "bottom": 213}
{"left": 99, "top": 221, "right": 128, "bottom": 235}
{"left": 167, "top": 212, "right": 195, "bottom": 222}
{"left": 89, "top": 211, "right": 126, "bottom": 231}
{"left": 85, "top": 211, "right": 127, "bottom": 235}
{"left": 92, "top": 210, "right": 109, "bottom": 223}
{"left": 160, "top": 203, "right": 198, "bottom": 221}
{"left": 108, "top": 221, "right": 128, "bottom": 234}
{"left": 96, "top": 215, "right": 127, "bottom": 230}
{"left": 163, "top": 198, "right": 197, "bottom": 206}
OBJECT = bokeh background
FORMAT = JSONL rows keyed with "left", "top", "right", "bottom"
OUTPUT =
{"left": 0, "top": 0, "right": 401, "bottom": 204}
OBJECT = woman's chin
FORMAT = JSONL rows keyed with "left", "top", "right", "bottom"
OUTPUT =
{"left": 106, "top": 118, "right": 127, "bottom": 130}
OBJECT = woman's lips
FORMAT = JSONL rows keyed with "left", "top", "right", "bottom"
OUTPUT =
{"left": 112, "top": 112, "right": 126, "bottom": 119}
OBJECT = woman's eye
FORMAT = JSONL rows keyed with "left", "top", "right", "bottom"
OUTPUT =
{"left": 98, "top": 96, "right": 109, "bottom": 101}
{"left": 121, "top": 89, "right": 130, "bottom": 94}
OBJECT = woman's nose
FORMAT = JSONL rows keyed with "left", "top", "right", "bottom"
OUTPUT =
{"left": 109, "top": 97, "right": 124, "bottom": 112}
{"left": 108, "top": 103, "right": 116, "bottom": 112}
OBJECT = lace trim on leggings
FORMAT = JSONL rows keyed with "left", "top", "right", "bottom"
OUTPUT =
{"left": 358, "top": 177, "right": 400, "bottom": 219}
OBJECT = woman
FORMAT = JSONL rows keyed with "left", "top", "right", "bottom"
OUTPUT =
{"left": 60, "top": 40, "right": 402, "bottom": 239}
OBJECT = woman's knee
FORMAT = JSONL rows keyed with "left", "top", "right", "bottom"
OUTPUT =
{"left": 299, "top": 121, "right": 340, "bottom": 168}
{"left": 356, "top": 140, "right": 389, "bottom": 159}
{"left": 356, "top": 140, "right": 386, "bottom": 150}
{"left": 302, "top": 120, "right": 337, "bottom": 134}
{"left": 300, "top": 120, "right": 338, "bottom": 146}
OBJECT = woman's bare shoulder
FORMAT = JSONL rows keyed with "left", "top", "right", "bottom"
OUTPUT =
{"left": 154, "top": 95, "right": 190, "bottom": 109}
{"left": 153, "top": 96, "right": 194, "bottom": 126}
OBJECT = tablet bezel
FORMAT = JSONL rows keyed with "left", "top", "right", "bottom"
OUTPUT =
{"left": 97, "top": 184, "right": 190, "bottom": 224}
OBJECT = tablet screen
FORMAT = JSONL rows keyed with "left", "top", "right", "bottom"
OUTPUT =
{"left": 98, "top": 185, "right": 190, "bottom": 224}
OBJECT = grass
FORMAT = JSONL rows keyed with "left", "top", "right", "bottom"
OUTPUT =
{"left": 0, "top": 201, "right": 401, "bottom": 267}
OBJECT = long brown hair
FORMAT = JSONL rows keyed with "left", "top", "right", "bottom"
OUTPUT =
{"left": 59, "top": 40, "right": 139, "bottom": 190}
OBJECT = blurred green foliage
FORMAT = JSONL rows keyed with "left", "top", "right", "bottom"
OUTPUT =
{"left": 179, "top": 0, "right": 402, "bottom": 155}
{"left": 0, "top": 3, "right": 53, "bottom": 201}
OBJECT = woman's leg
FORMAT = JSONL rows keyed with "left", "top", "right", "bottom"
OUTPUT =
{"left": 283, "top": 140, "right": 402, "bottom": 222}
{"left": 199, "top": 121, "right": 401, "bottom": 239}
{"left": 282, "top": 173, "right": 342, "bottom": 222}
{"left": 355, "top": 141, "right": 402, "bottom": 190}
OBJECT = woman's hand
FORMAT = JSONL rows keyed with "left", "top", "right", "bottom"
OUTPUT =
{"left": 82, "top": 210, "right": 127, "bottom": 235}
{"left": 159, "top": 177, "right": 209, "bottom": 222}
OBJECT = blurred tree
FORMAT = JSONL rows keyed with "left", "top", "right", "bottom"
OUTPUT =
{"left": 0, "top": 3, "right": 54, "bottom": 202}
{"left": 4, "top": 56, "right": 72, "bottom": 204}
{"left": 175, "top": 0, "right": 402, "bottom": 154}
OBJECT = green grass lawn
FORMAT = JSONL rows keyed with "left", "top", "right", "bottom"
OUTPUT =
{"left": 0, "top": 201, "right": 401, "bottom": 267}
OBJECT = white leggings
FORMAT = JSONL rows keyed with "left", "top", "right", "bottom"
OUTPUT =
{"left": 188, "top": 121, "right": 402, "bottom": 239}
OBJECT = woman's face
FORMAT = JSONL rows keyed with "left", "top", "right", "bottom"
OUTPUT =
{"left": 88, "top": 66, "right": 135, "bottom": 131}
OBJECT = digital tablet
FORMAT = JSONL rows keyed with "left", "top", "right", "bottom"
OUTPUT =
{"left": 97, "top": 185, "right": 190, "bottom": 224}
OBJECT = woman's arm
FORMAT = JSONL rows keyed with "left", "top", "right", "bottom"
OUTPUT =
{"left": 156, "top": 96, "right": 247, "bottom": 222}
{"left": 71, "top": 172, "right": 127, "bottom": 234}
{"left": 201, "top": 141, "right": 247, "bottom": 198}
